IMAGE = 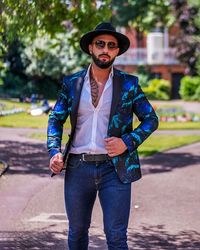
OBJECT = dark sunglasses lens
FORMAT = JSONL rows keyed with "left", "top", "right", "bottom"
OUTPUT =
{"left": 108, "top": 42, "right": 118, "bottom": 49}
{"left": 94, "top": 40, "right": 118, "bottom": 50}
{"left": 95, "top": 40, "right": 105, "bottom": 49}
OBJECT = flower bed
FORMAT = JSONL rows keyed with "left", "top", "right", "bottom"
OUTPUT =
{"left": 156, "top": 107, "right": 200, "bottom": 122}
{"left": 0, "top": 108, "right": 25, "bottom": 116}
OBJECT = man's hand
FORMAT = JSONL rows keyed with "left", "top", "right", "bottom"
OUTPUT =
{"left": 104, "top": 137, "right": 127, "bottom": 157}
{"left": 49, "top": 153, "right": 64, "bottom": 174}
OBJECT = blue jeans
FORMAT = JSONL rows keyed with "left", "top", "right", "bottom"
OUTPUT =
{"left": 64, "top": 155, "right": 132, "bottom": 250}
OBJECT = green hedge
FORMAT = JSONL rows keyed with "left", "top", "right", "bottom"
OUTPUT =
{"left": 142, "top": 78, "right": 171, "bottom": 100}
{"left": 179, "top": 76, "right": 200, "bottom": 101}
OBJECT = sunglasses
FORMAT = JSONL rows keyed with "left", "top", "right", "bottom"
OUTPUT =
{"left": 93, "top": 40, "right": 118, "bottom": 50}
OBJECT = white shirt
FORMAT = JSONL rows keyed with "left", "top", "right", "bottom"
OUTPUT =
{"left": 69, "top": 66, "right": 113, "bottom": 154}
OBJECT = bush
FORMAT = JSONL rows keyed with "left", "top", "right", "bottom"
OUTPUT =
{"left": 135, "top": 65, "right": 150, "bottom": 88}
{"left": 1, "top": 72, "right": 27, "bottom": 98}
{"left": 136, "top": 73, "right": 149, "bottom": 88}
{"left": 143, "top": 79, "right": 171, "bottom": 100}
{"left": 179, "top": 76, "right": 200, "bottom": 101}
{"left": 192, "top": 85, "right": 200, "bottom": 101}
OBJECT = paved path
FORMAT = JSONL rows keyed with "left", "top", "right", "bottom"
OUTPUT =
{"left": 0, "top": 127, "right": 200, "bottom": 249}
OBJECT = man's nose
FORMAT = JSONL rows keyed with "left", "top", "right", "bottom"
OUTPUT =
{"left": 102, "top": 45, "right": 109, "bottom": 53}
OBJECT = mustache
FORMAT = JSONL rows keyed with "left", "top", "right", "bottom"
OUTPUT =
{"left": 99, "top": 53, "right": 110, "bottom": 58}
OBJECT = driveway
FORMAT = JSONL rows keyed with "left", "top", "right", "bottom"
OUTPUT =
{"left": 0, "top": 127, "right": 200, "bottom": 249}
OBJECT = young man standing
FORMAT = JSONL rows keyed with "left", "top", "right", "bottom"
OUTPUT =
{"left": 47, "top": 22, "right": 159, "bottom": 249}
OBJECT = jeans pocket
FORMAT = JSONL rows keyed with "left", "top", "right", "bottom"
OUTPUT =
{"left": 67, "top": 156, "right": 81, "bottom": 169}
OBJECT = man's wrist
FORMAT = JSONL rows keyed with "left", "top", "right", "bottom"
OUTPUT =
{"left": 49, "top": 148, "right": 61, "bottom": 159}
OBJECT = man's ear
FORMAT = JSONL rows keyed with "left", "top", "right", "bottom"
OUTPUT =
{"left": 89, "top": 44, "right": 92, "bottom": 54}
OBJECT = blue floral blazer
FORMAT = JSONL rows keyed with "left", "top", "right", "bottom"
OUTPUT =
{"left": 47, "top": 67, "right": 159, "bottom": 183}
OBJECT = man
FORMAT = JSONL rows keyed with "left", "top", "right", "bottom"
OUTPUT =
{"left": 47, "top": 22, "right": 159, "bottom": 250}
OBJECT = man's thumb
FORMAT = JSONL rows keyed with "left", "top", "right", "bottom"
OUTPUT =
{"left": 57, "top": 153, "right": 63, "bottom": 161}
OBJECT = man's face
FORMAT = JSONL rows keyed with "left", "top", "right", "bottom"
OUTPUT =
{"left": 89, "top": 34, "right": 120, "bottom": 69}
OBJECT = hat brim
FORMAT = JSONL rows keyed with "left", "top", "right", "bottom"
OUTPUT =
{"left": 80, "top": 29, "right": 130, "bottom": 56}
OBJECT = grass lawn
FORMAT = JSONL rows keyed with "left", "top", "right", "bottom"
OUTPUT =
{"left": 0, "top": 112, "right": 49, "bottom": 128}
{"left": 0, "top": 99, "right": 49, "bottom": 128}
{"left": 1, "top": 111, "right": 200, "bottom": 130}
{"left": 138, "top": 134, "right": 200, "bottom": 156}
{"left": 1, "top": 99, "right": 200, "bottom": 129}
{"left": 158, "top": 121, "right": 200, "bottom": 130}
{"left": 0, "top": 112, "right": 71, "bottom": 129}
{"left": 133, "top": 119, "right": 200, "bottom": 130}
{"left": 0, "top": 99, "right": 31, "bottom": 110}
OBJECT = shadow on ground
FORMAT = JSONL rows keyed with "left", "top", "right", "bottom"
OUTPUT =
{"left": 128, "top": 225, "right": 200, "bottom": 249}
{"left": 0, "top": 140, "right": 199, "bottom": 177}
{"left": 0, "top": 225, "right": 199, "bottom": 249}
{"left": 0, "top": 140, "right": 50, "bottom": 177}
{"left": 141, "top": 151, "right": 200, "bottom": 175}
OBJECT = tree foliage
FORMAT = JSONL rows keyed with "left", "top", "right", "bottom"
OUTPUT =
{"left": 0, "top": 0, "right": 111, "bottom": 43}
{"left": 171, "top": 0, "right": 200, "bottom": 75}
{"left": 0, "top": 38, "right": 30, "bottom": 97}
{"left": 23, "top": 33, "right": 90, "bottom": 98}
{"left": 1, "top": 0, "right": 200, "bottom": 98}
{"left": 0, "top": 0, "right": 112, "bottom": 98}
{"left": 111, "top": 0, "right": 174, "bottom": 48}
{"left": 111, "top": 0, "right": 174, "bottom": 32}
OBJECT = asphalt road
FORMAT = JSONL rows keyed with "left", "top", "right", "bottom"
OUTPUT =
{"left": 0, "top": 127, "right": 200, "bottom": 250}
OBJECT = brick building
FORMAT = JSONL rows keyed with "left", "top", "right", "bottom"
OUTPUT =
{"left": 115, "top": 26, "right": 186, "bottom": 99}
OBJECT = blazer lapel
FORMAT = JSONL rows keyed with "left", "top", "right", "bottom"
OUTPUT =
{"left": 109, "top": 68, "right": 123, "bottom": 124}
{"left": 70, "top": 72, "right": 86, "bottom": 130}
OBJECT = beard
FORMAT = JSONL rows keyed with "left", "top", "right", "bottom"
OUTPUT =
{"left": 91, "top": 53, "right": 115, "bottom": 69}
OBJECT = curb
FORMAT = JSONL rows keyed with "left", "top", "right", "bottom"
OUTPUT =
{"left": 0, "top": 160, "right": 9, "bottom": 177}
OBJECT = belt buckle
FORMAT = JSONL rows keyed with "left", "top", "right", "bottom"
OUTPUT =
{"left": 82, "top": 154, "right": 87, "bottom": 162}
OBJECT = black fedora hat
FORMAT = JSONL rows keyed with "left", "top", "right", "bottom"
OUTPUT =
{"left": 80, "top": 22, "right": 130, "bottom": 56}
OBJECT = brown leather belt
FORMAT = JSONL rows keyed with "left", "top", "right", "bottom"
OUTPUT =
{"left": 70, "top": 153, "right": 110, "bottom": 162}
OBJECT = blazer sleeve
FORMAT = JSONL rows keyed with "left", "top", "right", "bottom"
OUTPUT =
{"left": 47, "top": 79, "right": 70, "bottom": 159}
{"left": 121, "top": 77, "right": 159, "bottom": 153}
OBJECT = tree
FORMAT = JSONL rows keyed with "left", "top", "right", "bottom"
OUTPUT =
{"left": 0, "top": 38, "right": 30, "bottom": 97}
{"left": 171, "top": 0, "right": 200, "bottom": 75}
{"left": 23, "top": 33, "right": 90, "bottom": 98}
{"left": 111, "top": 0, "right": 174, "bottom": 47}
{"left": 0, "top": 1, "right": 111, "bottom": 45}
{"left": 0, "top": 1, "right": 112, "bottom": 98}
{"left": 0, "top": 1, "right": 112, "bottom": 72}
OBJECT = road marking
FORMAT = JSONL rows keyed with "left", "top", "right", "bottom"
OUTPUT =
{"left": 28, "top": 213, "right": 68, "bottom": 223}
